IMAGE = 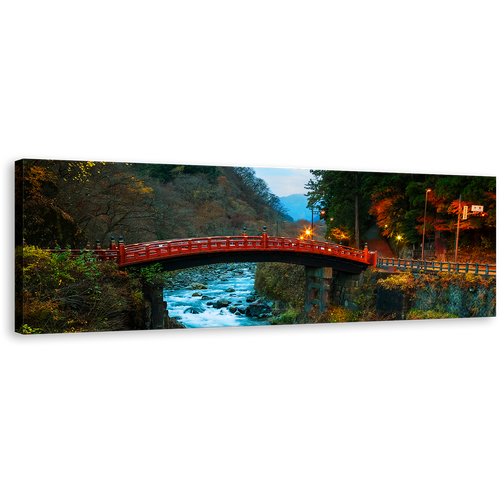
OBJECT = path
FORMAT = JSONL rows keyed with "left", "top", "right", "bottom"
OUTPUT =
{"left": 365, "top": 224, "right": 394, "bottom": 258}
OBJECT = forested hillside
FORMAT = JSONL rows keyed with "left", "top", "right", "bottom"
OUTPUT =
{"left": 16, "top": 160, "right": 296, "bottom": 248}
{"left": 306, "top": 170, "right": 496, "bottom": 258}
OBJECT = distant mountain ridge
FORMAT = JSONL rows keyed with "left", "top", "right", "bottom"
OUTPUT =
{"left": 280, "top": 193, "right": 320, "bottom": 222}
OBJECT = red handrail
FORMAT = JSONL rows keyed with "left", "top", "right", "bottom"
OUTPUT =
{"left": 45, "top": 236, "right": 377, "bottom": 268}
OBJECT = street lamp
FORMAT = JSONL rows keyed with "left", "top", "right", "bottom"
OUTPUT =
{"left": 310, "top": 208, "right": 326, "bottom": 234}
{"left": 421, "top": 188, "right": 431, "bottom": 261}
{"left": 276, "top": 219, "right": 286, "bottom": 237}
{"left": 396, "top": 235, "right": 402, "bottom": 259}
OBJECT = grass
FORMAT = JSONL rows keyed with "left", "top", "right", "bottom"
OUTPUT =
{"left": 406, "top": 309, "right": 460, "bottom": 320}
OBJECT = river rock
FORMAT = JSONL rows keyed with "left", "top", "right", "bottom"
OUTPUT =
{"left": 229, "top": 306, "right": 237, "bottom": 313}
{"left": 225, "top": 287, "right": 235, "bottom": 292}
{"left": 192, "top": 292, "right": 203, "bottom": 297}
{"left": 188, "top": 282, "right": 208, "bottom": 290}
{"left": 246, "top": 295, "right": 256, "bottom": 303}
{"left": 237, "top": 307, "right": 247, "bottom": 314}
{"left": 201, "top": 295, "right": 214, "bottom": 300}
{"left": 184, "top": 306, "right": 205, "bottom": 314}
{"left": 216, "top": 299, "right": 230, "bottom": 308}
{"left": 246, "top": 298, "right": 271, "bottom": 317}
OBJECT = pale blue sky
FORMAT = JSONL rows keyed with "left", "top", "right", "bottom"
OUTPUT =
{"left": 251, "top": 166, "right": 313, "bottom": 197}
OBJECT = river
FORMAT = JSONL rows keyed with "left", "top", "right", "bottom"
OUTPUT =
{"left": 163, "top": 263, "right": 271, "bottom": 329}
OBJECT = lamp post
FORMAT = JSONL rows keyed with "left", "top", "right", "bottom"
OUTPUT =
{"left": 421, "top": 188, "right": 431, "bottom": 261}
{"left": 454, "top": 194, "right": 462, "bottom": 263}
{"left": 276, "top": 219, "right": 286, "bottom": 237}
{"left": 397, "top": 235, "right": 402, "bottom": 259}
{"left": 310, "top": 208, "right": 326, "bottom": 235}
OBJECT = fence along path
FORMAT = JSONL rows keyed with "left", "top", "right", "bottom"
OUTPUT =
{"left": 377, "top": 257, "right": 496, "bottom": 277}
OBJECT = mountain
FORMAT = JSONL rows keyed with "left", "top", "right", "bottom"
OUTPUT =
{"left": 280, "top": 193, "right": 319, "bottom": 222}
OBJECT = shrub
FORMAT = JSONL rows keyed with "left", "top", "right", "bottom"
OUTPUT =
{"left": 16, "top": 246, "right": 145, "bottom": 333}
{"left": 377, "top": 270, "right": 416, "bottom": 296}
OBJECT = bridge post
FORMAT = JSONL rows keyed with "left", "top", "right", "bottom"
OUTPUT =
{"left": 305, "top": 266, "right": 332, "bottom": 313}
{"left": 109, "top": 236, "right": 116, "bottom": 250}
{"left": 94, "top": 239, "right": 103, "bottom": 261}
{"left": 262, "top": 226, "right": 268, "bottom": 248}
{"left": 118, "top": 236, "right": 125, "bottom": 265}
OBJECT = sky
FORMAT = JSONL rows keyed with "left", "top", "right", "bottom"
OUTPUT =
{"left": 250, "top": 166, "right": 314, "bottom": 198}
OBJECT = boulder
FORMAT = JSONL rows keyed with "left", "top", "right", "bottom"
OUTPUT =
{"left": 216, "top": 299, "right": 230, "bottom": 308}
{"left": 188, "top": 282, "right": 208, "bottom": 290}
{"left": 229, "top": 306, "right": 237, "bottom": 313}
{"left": 183, "top": 306, "right": 205, "bottom": 314}
{"left": 201, "top": 295, "right": 214, "bottom": 300}
{"left": 247, "top": 298, "right": 272, "bottom": 318}
{"left": 192, "top": 292, "right": 203, "bottom": 297}
{"left": 225, "top": 287, "right": 235, "bottom": 292}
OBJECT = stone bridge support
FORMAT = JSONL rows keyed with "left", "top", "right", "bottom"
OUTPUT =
{"left": 142, "top": 284, "right": 168, "bottom": 329}
{"left": 305, "top": 266, "right": 332, "bottom": 313}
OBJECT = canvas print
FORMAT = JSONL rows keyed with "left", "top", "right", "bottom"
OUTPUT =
{"left": 15, "top": 159, "right": 496, "bottom": 334}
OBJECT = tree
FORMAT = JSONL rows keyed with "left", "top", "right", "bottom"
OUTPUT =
{"left": 54, "top": 161, "right": 157, "bottom": 244}
{"left": 306, "top": 170, "right": 373, "bottom": 248}
{"left": 15, "top": 160, "right": 86, "bottom": 248}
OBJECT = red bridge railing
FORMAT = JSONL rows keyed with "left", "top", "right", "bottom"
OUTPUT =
{"left": 46, "top": 234, "right": 378, "bottom": 267}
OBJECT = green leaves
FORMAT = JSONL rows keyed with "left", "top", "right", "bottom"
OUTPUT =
{"left": 128, "top": 263, "right": 171, "bottom": 286}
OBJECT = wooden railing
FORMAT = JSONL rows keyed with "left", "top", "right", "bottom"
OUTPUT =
{"left": 120, "top": 236, "right": 377, "bottom": 267}
{"left": 377, "top": 257, "right": 496, "bottom": 277}
{"left": 46, "top": 235, "right": 378, "bottom": 267}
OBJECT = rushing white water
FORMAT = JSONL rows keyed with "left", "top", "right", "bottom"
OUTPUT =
{"left": 163, "top": 265, "right": 269, "bottom": 329}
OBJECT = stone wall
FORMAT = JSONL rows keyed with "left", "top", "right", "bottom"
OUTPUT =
{"left": 142, "top": 284, "right": 185, "bottom": 329}
{"left": 330, "top": 268, "right": 393, "bottom": 312}
{"left": 330, "top": 268, "right": 496, "bottom": 320}
{"left": 412, "top": 278, "right": 496, "bottom": 318}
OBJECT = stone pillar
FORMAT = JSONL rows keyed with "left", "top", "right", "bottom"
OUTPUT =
{"left": 305, "top": 266, "right": 332, "bottom": 313}
{"left": 143, "top": 284, "right": 167, "bottom": 329}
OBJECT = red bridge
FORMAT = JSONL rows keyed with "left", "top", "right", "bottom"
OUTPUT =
{"left": 57, "top": 231, "right": 377, "bottom": 274}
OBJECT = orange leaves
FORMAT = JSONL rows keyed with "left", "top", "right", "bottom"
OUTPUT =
{"left": 16, "top": 161, "right": 54, "bottom": 203}
{"left": 370, "top": 190, "right": 404, "bottom": 236}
